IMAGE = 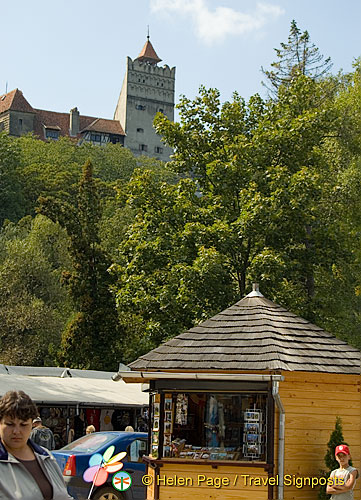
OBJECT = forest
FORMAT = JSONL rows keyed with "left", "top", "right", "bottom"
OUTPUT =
{"left": 1, "top": 22, "right": 361, "bottom": 369}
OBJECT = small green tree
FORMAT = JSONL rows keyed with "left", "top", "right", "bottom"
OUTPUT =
{"left": 318, "top": 416, "right": 350, "bottom": 499}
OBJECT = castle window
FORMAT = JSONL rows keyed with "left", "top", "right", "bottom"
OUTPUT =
{"left": 135, "top": 104, "right": 146, "bottom": 111}
{"left": 154, "top": 146, "right": 163, "bottom": 154}
{"left": 90, "top": 133, "right": 101, "bottom": 142}
{"left": 139, "top": 144, "right": 148, "bottom": 152}
{"left": 137, "top": 128, "right": 144, "bottom": 133}
{"left": 45, "top": 129, "right": 60, "bottom": 140}
{"left": 19, "top": 118, "right": 23, "bottom": 130}
{"left": 158, "top": 108, "right": 164, "bottom": 114}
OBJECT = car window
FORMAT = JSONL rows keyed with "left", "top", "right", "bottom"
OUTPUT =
{"left": 128, "top": 439, "right": 148, "bottom": 462}
{"left": 61, "top": 433, "right": 116, "bottom": 452}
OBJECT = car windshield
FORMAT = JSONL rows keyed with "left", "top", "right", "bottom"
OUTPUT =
{"left": 60, "top": 433, "right": 116, "bottom": 453}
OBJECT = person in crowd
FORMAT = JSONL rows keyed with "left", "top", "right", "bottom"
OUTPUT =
{"left": 326, "top": 444, "right": 358, "bottom": 499}
{"left": 0, "top": 390, "right": 73, "bottom": 499}
{"left": 30, "top": 416, "right": 56, "bottom": 450}
{"left": 125, "top": 425, "right": 134, "bottom": 432}
{"left": 85, "top": 425, "right": 95, "bottom": 434}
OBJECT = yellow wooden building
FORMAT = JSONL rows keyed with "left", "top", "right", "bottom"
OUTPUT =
{"left": 114, "top": 284, "right": 361, "bottom": 500}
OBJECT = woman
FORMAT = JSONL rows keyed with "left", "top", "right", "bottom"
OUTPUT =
{"left": 0, "top": 390, "right": 73, "bottom": 499}
{"left": 85, "top": 425, "right": 95, "bottom": 434}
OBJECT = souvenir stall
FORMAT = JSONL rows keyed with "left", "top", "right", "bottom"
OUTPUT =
{"left": 114, "top": 284, "right": 361, "bottom": 500}
{"left": 0, "top": 366, "right": 148, "bottom": 448}
{"left": 33, "top": 405, "right": 148, "bottom": 447}
{"left": 149, "top": 385, "right": 271, "bottom": 463}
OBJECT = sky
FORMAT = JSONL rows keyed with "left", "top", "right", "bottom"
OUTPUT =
{"left": 2, "top": 0, "right": 361, "bottom": 119}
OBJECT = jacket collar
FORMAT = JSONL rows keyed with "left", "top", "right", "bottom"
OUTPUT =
{"left": 0, "top": 439, "right": 49, "bottom": 460}
{"left": 29, "top": 439, "right": 49, "bottom": 456}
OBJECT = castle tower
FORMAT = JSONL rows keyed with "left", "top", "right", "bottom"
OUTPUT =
{"left": 114, "top": 37, "right": 175, "bottom": 161}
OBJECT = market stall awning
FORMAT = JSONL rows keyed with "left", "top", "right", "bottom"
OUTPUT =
{"left": 0, "top": 373, "right": 148, "bottom": 407}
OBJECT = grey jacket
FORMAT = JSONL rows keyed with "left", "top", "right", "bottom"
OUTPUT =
{"left": 30, "top": 427, "right": 55, "bottom": 450}
{"left": 0, "top": 439, "right": 73, "bottom": 499}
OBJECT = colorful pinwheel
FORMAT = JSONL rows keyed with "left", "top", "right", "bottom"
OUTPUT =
{"left": 83, "top": 445, "right": 126, "bottom": 488}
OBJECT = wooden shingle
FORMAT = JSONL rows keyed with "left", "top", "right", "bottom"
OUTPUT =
{"left": 129, "top": 287, "right": 361, "bottom": 374}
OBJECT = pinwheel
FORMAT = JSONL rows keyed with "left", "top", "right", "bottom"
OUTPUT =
{"left": 83, "top": 445, "right": 126, "bottom": 498}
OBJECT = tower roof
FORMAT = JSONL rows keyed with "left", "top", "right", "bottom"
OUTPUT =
{"left": 135, "top": 37, "right": 162, "bottom": 64}
{"left": 0, "top": 88, "right": 35, "bottom": 114}
{"left": 129, "top": 285, "right": 361, "bottom": 374}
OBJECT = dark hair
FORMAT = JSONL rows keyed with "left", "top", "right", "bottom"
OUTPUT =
{"left": 0, "top": 391, "right": 38, "bottom": 421}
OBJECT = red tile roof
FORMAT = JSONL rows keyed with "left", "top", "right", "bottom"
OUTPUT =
{"left": 81, "top": 118, "right": 125, "bottom": 135}
{"left": 0, "top": 89, "right": 35, "bottom": 114}
{"left": 32, "top": 109, "right": 124, "bottom": 139}
{"left": 135, "top": 38, "right": 161, "bottom": 64}
{"left": 1, "top": 89, "right": 125, "bottom": 140}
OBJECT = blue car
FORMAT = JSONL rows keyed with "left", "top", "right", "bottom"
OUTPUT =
{"left": 53, "top": 431, "right": 148, "bottom": 500}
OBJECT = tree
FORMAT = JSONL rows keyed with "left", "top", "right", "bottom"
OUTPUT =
{"left": 112, "top": 76, "right": 346, "bottom": 349}
{"left": 262, "top": 20, "right": 332, "bottom": 95}
{"left": 155, "top": 79, "right": 340, "bottom": 305}
{"left": 152, "top": 75, "right": 361, "bottom": 353}
{"left": 16, "top": 136, "right": 138, "bottom": 217}
{"left": 0, "top": 215, "right": 70, "bottom": 365}
{"left": 37, "top": 160, "right": 124, "bottom": 370}
{"left": 111, "top": 170, "right": 236, "bottom": 352}
{"left": 0, "top": 132, "right": 24, "bottom": 226}
{"left": 14, "top": 134, "right": 177, "bottom": 223}
{"left": 318, "top": 417, "right": 351, "bottom": 499}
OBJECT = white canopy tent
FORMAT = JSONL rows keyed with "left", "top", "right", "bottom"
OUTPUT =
{"left": 0, "top": 366, "right": 148, "bottom": 407}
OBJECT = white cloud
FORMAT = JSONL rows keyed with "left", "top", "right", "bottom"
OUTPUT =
{"left": 150, "top": 0, "right": 284, "bottom": 45}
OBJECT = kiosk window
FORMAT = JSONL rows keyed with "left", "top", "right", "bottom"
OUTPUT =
{"left": 158, "top": 392, "right": 268, "bottom": 462}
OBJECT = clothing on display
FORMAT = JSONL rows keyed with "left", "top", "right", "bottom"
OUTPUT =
{"left": 100, "top": 409, "right": 114, "bottom": 431}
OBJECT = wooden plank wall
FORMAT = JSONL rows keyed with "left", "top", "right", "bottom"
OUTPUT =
{"left": 276, "top": 371, "right": 360, "bottom": 500}
{"left": 154, "top": 463, "right": 269, "bottom": 500}
{"left": 146, "top": 464, "right": 156, "bottom": 500}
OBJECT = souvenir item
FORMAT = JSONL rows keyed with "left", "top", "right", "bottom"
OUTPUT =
{"left": 243, "top": 409, "right": 264, "bottom": 459}
{"left": 175, "top": 394, "right": 188, "bottom": 425}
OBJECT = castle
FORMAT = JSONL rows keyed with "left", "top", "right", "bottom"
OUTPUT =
{"left": 0, "top": 37, "right": 175, "bottom": 162}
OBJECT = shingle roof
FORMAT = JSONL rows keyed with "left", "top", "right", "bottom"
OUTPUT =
{"left": 135, "top": 38, "right": 161, "bottom": 64}
{"left": 0, "top": 89, "right": 35, "bottom": 114}
{"left": 129, "top": 290, "right": 361, "bottom": 374}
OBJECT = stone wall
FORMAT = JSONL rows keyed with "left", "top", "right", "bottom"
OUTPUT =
{"left": 114, "top": 57, "right": 175, "bottom": 162}
{"left": 9, "top": 110, "right": 35, "bottom": 136}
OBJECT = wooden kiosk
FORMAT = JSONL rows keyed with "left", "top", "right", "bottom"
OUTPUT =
{"left": 114, "top": 284, "right": 361, "bottom": 500}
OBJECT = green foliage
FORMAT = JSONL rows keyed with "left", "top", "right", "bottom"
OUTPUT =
{"left": 37, "top": 160, "right": 124, "bottom": 370}
{"left": 0, "top": 132, "right": 24, "bottom": 225}
{"left": 13, "top": 135, "right": 155, "bottom": 218}
{"left": 0, "top": 130, "right": 177, "bottom": 365}
{"left": 0, "top": 215, "right": 71, "bottom": 365}
{"left": 111, "top": 170, "right": 236, "bottom": 351}
{"left": 152, "top": 75, "right": 361, "bottom": 345}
